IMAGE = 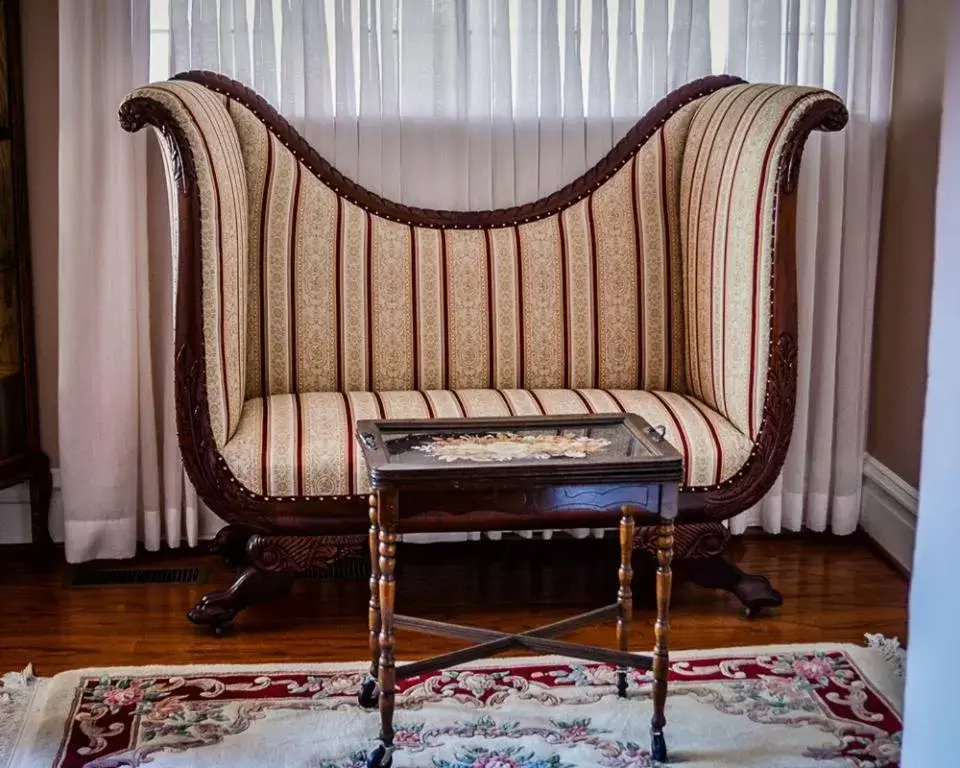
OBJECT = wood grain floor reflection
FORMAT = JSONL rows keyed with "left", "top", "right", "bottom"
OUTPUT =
{"left": 0, "top": 533, "right": 908, "bottom": 675}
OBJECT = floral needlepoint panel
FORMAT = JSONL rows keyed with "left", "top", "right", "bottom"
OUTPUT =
{"left": 6, "top": 646, "right": 903, "bottom": 768}
{"left": 412, "top": 432, "right": 613, "bottom": 463}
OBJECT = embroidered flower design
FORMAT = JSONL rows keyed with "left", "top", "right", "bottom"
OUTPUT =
{"left": 144, "top": 696, "right": 185, "bottom": 721}
{"left": 413, "top": 432, "right": 611, "bottom": 463}
{"left": 102, "top": 683, "right": 145, "bottom": 709}
{"left": 791, "top": 657, "right": 834, "bottom": 682}
{"left": 394, "top": 725, "right": 425, "bottom": 748}
{"left": 60, "top": 655, "right": 901, "bottom": 768}
{"left": 434, "top": 745, "right": 573, "bottom": 768}
{"left": 552, "top": 719, "right": 601, "bottom": 741}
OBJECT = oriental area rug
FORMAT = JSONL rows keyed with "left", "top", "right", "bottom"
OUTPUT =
{"left": 1, "top": 641, "right": 903, "bottom": 768}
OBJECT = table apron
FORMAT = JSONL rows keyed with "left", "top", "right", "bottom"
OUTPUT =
{"left": 390, "top": 482, "right": 677, "bottom": 533}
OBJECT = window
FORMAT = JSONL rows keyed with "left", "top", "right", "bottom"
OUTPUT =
{"left": 150, "top": 1, "right": 842, "bottom": 118}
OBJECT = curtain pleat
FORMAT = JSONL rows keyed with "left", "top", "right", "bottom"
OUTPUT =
{"left": 280, "top": 0, "right": 306, "bottom": 130}
{"left": 252, "top": 0, "right": 278, "bottom": 105}
{"left": 302, "top": 0, "right": 333, "bottom": 158}
{"left": 561, "top": 0, "right": 586, "bottom": 185}
{"left": 612, "top": 0, "right": 638, "bottom": 140}
{"left": 668, "top": 0, "right": 711, "bottom": 90}
{"left": 538, "top": 0, "right": 562, "bottom": 196}
{"left": 466, "top": 0, "right": 494, "bottom": 209}
{"left": 62, "top": 0, "right": 898, "bottom": 559}
{"left": 639, "top": 0, "right": 669, "bottom": 109}
{"left": 489, "top": 0, "right": 514, "bottom": 208}
{"left": 585, "top": 0, "right": 612, "bottom": 166}
{"left": 358, "top": 0, "right": 382, "bottom": 193}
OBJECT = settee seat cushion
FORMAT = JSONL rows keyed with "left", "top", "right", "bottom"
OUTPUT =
{"left": 221, "top": 389, "right": 752, "bottom": 498}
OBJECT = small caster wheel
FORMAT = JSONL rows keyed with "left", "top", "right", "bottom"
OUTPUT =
{"left": 366, "top": 743, "right": 393, "bottom": 767}
{"left": 616, "top": 671, "right": 627, "bottom": 698}
{"left": 651, "top": 731, "right": 667, "bottom": 763}
{"left": 358, "top": 677, "right": 380, "bottom": 709}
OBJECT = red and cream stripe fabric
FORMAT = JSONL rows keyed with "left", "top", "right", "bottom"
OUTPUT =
{"left": 220, "top": 389, "right": 753, "bottom": 498}
{"left": 129, "top": 81, "right": 249, "bottom": 448}
{"left": 224, "top": 97, "right": 698, "bottom": 399}
{"left": 679, "top": 84, "right": 841, "bottom": 438}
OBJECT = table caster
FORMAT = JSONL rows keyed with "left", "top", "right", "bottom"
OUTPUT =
{"left": 366, "top": 743, "right": 393, "bottom": 767}
{"left": 358, "top": 677, "right": 380, "bottom": 709}
{"left": 651, "top": 731, "right": 667, "bottom": 763}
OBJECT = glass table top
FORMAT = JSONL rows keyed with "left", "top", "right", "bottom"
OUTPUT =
{"left": 378, "top": 422, "right": 655, "bottom": 466}
{"left": 356, "top": 414, "right": 683, "bottom": 487}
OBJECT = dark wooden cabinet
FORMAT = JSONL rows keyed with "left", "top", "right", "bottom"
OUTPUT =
{"left": 0, "top": 0, "right": 51, "bottom": 546}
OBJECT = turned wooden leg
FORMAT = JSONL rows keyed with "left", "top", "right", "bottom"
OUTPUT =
{"left": 377, "top": 491, "right": 398, "bottom": 753}
{"left": 368, "top": 494, "right": 382, "bottom": 678}
{"left": 651, "top": 520, "right": 674, "bottom": 762}
{"left": 617, "top": 505, "right": 635, "bottom": 698}
{"left": 358, "top": 494, "right": 383, "bottom": 710}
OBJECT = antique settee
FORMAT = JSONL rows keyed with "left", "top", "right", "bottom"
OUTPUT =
{"left": 120, "top": 73, "right": 847, "bottom": 632}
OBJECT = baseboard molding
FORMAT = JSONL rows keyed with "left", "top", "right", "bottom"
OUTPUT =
{"left": 0, "top": 459, "right": 916, "bottom": 560}
{"left": 860, "top": 454, "right": 917, "bottom": 573}
{"left": 0, "top": 469, "right": 63, "bottom": 545}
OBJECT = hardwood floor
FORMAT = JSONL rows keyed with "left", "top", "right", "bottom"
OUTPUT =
{"left": 0, "top": 533, "right": 908, "bottom": 676}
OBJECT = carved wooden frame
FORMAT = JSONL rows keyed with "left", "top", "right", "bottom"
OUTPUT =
{"left": 118, "top": 72, "right": 847, "bottom": 537}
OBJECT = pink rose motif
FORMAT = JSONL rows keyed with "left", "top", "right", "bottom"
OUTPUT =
{"left": 393, "top": 730, "right": 423, "bottom": 748}
{"left": 792, "top": 658, "right": 834, "bottom": 681}
{"left": 103, "top": 685, "right": 144, "bottom": 708}
{"left": 473, "top": 756, "right": 523, "bottom": 768}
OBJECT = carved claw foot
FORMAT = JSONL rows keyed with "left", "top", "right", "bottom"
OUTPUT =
{"left": 684, "top": 554, "right": 783, "bottom": 617}
{"left": 209, "top": 525, "right": 254, "bottom": 567}
{"left": 187, "top": 566, "right": 294, "bottom": 634}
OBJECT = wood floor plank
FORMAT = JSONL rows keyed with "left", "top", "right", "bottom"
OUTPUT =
{"left": 0, "top": 534, "right": 908, "bottom": 675}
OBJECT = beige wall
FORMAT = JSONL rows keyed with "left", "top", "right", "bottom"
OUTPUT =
{"left": 868, "top": 0, "right": 950, "bottom": 488}
{"left": 20, "top": 0, "right": 58, "bottom": 465}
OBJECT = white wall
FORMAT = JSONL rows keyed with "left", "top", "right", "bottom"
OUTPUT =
{"left": 0, "top": 475, "right": 63, "bottom": 544}
{"left": 901, "top": 2, "right": 960, "bottom": 762}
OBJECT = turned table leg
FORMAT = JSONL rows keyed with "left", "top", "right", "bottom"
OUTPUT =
{"left": 651, "top": 520, "right": 674, "bottom": 763}
{"left": 372, "top": 490, "right": 398, "bottom": 767}
{"left": 358, "top": 494, "right": 382, "bottom": 709}
{"left": 617, "top": 505, "right": 635, "bottom": 698}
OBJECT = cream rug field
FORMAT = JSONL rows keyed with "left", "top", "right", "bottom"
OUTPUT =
{"left": 1, "top": 641, "right": 903, "bottom": 767}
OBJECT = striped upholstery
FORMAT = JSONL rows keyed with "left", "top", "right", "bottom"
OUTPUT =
{"left": 127, "top": 81, "right": 249, "bottom": 448}
{"left": 220, "top": 389, "right": 752, "bottom": 497}
{"left": 226, "top": 99, "right": 699, "bottom": 398}
{"left": 131, "top": 74, "right": 842, "bottom": 497}
{"left": 680, "top": 84, "right": 839, "bottom": 438}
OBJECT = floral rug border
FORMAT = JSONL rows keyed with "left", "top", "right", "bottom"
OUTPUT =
{"left": 2, "top": 641, "right": 905, "bottom": 768}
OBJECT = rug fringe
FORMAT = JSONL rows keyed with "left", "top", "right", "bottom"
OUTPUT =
{"left": 1, "top": 664, "right": 39, "bottom": 766}
{"left": 1, "top": 664, "right": 35, "bottom": 690}
{"left": 864, "top": 633, "right": 905, "bottom": 679}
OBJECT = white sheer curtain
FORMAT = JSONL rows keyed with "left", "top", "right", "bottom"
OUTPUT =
{"left": 58, "top": 0, "right": 207, "bottom": 562}
{"left": 157, "top": 0, "right": 896, "bottom": 539}
{"left": 59, "top": 0, "right": 161, "bottom": 561}
{"left": 58, "top": 0, "right": 896, "bottom": 561}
